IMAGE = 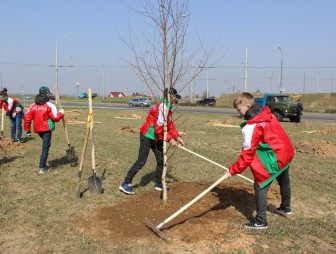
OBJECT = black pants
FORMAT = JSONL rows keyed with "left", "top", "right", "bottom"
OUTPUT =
{"left": 254, "top": 169, "right": 291, "bottom": 224}
{"left": 296, "top": 112, "right": 302, "bottom": 123}
{"left": 124, "top": 133, "right": 163, "bottom": 185}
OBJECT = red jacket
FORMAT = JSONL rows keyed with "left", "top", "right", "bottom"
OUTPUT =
{"left": 229, "top": 106, "right": 294, "bottom": 188}
{"left": 24, "top": 95, "right": 63, "bottom": 133}
{"left": 0, "top": 97, "right": 23, "bottom": 113}
{"left": 140, "top": 99, "right": 180, "bottom": 141}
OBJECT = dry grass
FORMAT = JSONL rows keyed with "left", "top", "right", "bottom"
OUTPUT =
{"left": 0, "top": 106, "right": 335, "bottom": 253}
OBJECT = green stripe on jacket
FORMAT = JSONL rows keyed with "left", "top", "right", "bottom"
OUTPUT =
{"left": 257, "top": 143, "right": 291, "bottom": 188}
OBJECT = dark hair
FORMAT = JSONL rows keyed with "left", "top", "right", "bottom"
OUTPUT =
{"left": 0, "top": 88, "right": 8, "bottom": 96}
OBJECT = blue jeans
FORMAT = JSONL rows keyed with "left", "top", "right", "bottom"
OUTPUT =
{"left": 124, "top": 133, "right": 163, "bottom": 185}
{"left": 254, "top": 169, "right": 291, "bottom": 224}
{"left": 9, "top": 112, "right": 23, "bottom": 141}
{"left": 38, "top": 131, "right": 52, "bottom": 169}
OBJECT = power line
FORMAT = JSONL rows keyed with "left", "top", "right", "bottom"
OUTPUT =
{"left": 1, "top": 61, "right": 336, "bottom": 69}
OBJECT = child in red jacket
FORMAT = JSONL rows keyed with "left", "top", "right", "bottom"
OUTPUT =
{"left": 24, "top": 86, "right": 64, "bottom": 174}
{"left": 224, "top": 92, "right": 294, "bottom": 229}
{"left": 0, "top": 88, "right": 24, "bottom": 143}
{"left": 119, "top": 88, "right": 184, "bottom": 195}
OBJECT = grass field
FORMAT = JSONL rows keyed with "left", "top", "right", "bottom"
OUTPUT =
{"left": 0, "top": 104, "right": 335, "bottom": 253}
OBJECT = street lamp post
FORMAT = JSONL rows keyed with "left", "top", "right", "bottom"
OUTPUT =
{"left": 278, "top": 47, "right": 283, "bottom": 93}
{"left": 55, "top": 35, "right": 69, "bottom": 104}
{"left": 70, "top": 57, "right": 80, "bottom": 100}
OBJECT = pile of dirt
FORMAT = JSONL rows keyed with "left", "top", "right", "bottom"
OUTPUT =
{"left": 64, "top": 110, "right": 86, "bottom": 124}
{"left": 294, "top": 139, "right": 336, "bottom": 157}
{"left": 319, "top": 126, "right": 336, "bottom": 135}
{"left": 120, "top": 125, "right": 138, "bottom": 134}
{"left": 77, "top": 182, "right": 280, "bottom": 253}
{"left": 115, "top": 114, "right": 142, "bottom": 120}
{"left": 0, "top": 136, "right": 26, "bottom": 154}
{"left": 207, "top": 118, "right": 240, "bottom": 128}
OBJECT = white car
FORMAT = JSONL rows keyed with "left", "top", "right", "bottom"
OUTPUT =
{"left": 128, "top": 98, "right": 151, "bottom": 107}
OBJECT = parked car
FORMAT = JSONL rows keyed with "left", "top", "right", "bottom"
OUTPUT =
{"left": 128, "top": 98, "right": 151, "bottom": 107}
{"left": 196, "top": 98, "right": 216, "bottom": 106}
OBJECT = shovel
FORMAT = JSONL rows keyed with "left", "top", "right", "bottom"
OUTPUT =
{"left": 1, "top": 107, "right": 4, "bottom": 136}
{"left": 76, "top": 113, "right": 91, "bottom": 198}
{"left": 145, "top": 173, "right": 231, "bottom": 241}
{"left": 87, "top": 88, "right": 103, "bottom": 194}
{"left": 54, "top": 84, "right": 77, "bottom": 165}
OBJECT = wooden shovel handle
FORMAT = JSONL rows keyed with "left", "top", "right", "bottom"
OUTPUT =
{"left": 88, "top": 89, "right": 96, "bottom": 172}
{"left": 54, "top": 83, "right": 71, "bottom": 145}
{"left": 178, "top": 146, "right": 253, "bottom": 183}
{"left": 157, "top": 173, "right": 230, "bottom": 229}
{"left": 1, "top": 107, "right": 4, "bottom": 135}
{"left": 78, "top": 118, "right": 91, "bottom": 172}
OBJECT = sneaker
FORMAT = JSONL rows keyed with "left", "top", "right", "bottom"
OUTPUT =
{"left": 155, "top": 183, "right": 171, "bottom": 191}
{"left": 16, "top": 139, "right": 21, "bottom": 145}
{"left": 275, "top": 207, "right": 292, "bottom": 217}
{"left": 11, "top": 139, "right": 16, "bottom": 143}
{"left": 39, "top": 168, "right": 48, "bottom": 174}
{"left": 244, "top": 220, "right": 268, "bottom": 230}
{"left": 119, "top": 182, "right": 135, "bottom": 195}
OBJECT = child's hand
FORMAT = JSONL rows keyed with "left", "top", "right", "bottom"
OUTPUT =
{"left": 177, "top": 137, "right": 184, "bottom": 147}
{"left": 59, "top": 109, "right": 65, "bottom": 114}
{"left": 223, "top": 171, "right": 232, "bottom": 179}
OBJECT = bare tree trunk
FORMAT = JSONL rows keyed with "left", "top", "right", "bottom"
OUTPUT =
{"left": 123, "top": 0, "right": 214, "bottom": 202}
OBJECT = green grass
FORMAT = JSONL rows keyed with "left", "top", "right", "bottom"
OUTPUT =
{"left": 0, "top": 106, "right": 335, "bottom": 253}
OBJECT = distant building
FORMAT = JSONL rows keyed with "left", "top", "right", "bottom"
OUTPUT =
{"left": 132, "top": 92, "right": 150, "bottom": 98}
{"left": 109, "top": 92, "right": 125, "bottom": 98}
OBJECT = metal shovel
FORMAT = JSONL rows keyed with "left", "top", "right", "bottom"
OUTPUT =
{"left": 87, "top": 88, "right": 102, "bottom": 194}
{"left": 1, "top": 107, "right": 4, "bottom": 136}
{"left": 55, "top": 84, "right": 77, "bottom": 165}
{"left": 76, "top": 113, "right": 91, "bottom": 198}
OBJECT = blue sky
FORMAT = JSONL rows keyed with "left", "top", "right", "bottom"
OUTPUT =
{"left": 1, "top": 0, "right": 335, "bottom": 97}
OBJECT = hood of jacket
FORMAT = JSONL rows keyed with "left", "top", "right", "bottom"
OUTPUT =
{"left": 35, "top": 94, "right": 49, "bottom": 105}
{"left": 246, "top": 105, "right": 273, "bottom": 124}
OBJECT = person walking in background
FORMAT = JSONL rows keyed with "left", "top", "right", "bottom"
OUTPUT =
{"left": 119, "top": 88, "right": 185, "bottom": 195}
{"left": 296, "top": 99, "right": 303, "bottom": 123}
{"left": 24, "top": 86, "right": 64, "bottom": 174}
{"left": 223, "top": 92, "right": 294, "bottom": 229}
{"left": 0, "top": 88, "right": 24, "bottom": 144}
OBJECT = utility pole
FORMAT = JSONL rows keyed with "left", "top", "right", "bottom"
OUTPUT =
{"left": 102, "top": 64, "right": 106, "bottom": 100}
{"left": 278, "top": 47, "right": 283, "bottom": 93}
{"left": 303, "top": 73, "right": 306, "bottom": 94}
{"left": 206, "top": 71, "right": 209, "bottom": 98}
{"left": 55, "top": 35, "right": 69, "bottom": 104}
{"left": 269, "top": 71, "right": 274, "bottom": 93}
{"left": 316, "top": 71, "right": 320, "bottom": 93}
{"left": 244, "top": 48, "right": 248, "bottom": 92}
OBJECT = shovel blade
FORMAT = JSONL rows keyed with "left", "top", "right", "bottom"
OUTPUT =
{"left": 88, "top": 173, "right": 102, "bottom": 194}
{"left": 66, "top": 146, "right": 77, "bottom": 165}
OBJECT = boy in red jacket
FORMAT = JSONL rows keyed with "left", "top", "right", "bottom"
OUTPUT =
{"left": 224, "top": 92, "right": 294, "bottom": 229}
{"left": 24, "top": 86, "right": 64, "bottom": 174}
{"left": 119, "top": 88, "right": 184, "bottom": 195}
{"left": 0, "top": 88, "right": 24, "bottom": 143}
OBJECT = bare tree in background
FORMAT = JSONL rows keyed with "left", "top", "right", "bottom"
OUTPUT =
{"left": 124, "top": 0, "right": 213, "bottom": 201}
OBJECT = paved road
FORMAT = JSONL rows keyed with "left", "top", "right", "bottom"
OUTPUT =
{"left": 58, "top": 101, "right": 336, "bottom": 122}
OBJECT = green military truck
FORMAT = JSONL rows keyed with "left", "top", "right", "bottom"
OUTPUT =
{"left": 254, "top": 94, "right": 297, "bottom": 122}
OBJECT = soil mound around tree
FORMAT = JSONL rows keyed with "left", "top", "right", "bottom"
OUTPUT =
{"left": 294, "top": 139, "right": 336, "bottom": 157}
{"left": 76, "top": 182, "right": 280, "bottom": 253}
